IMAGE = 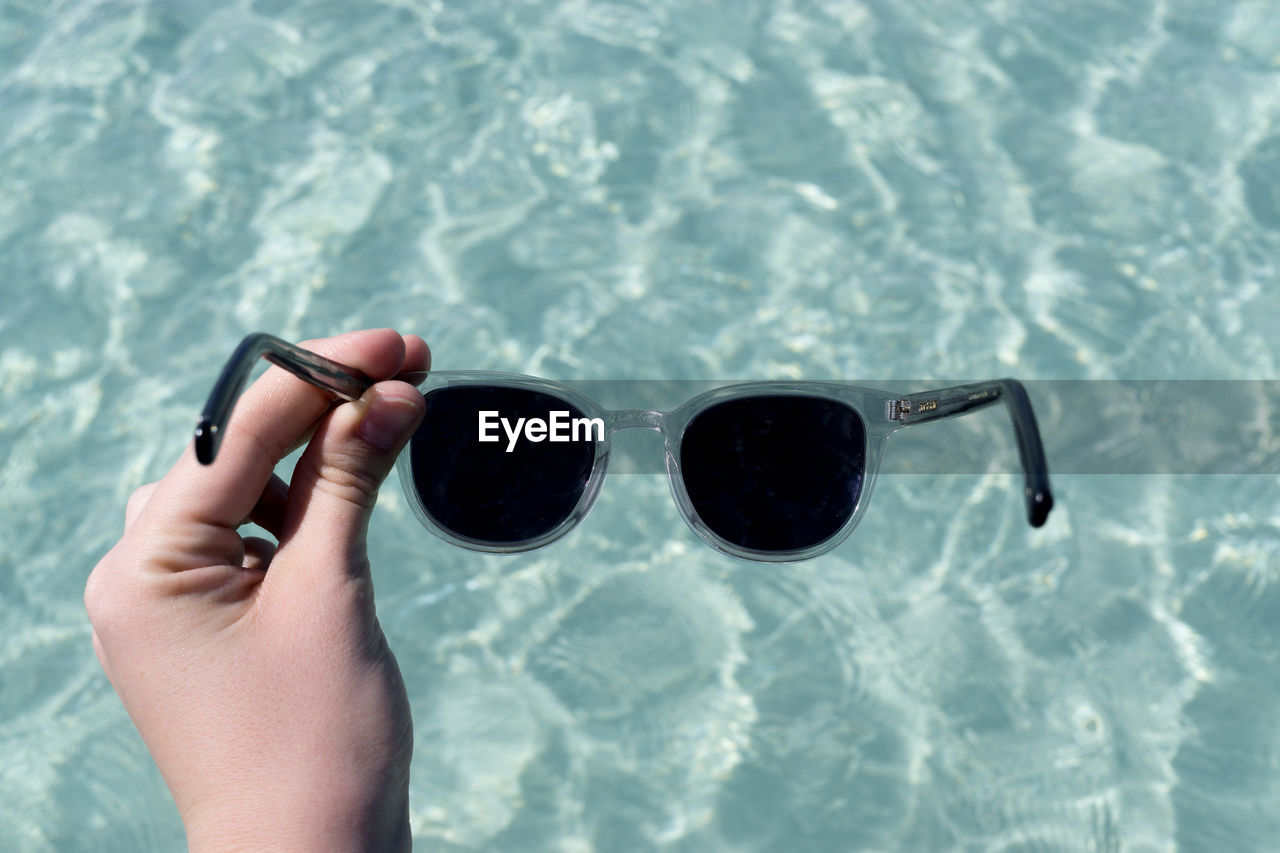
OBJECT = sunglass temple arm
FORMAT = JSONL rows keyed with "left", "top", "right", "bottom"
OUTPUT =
{"left": 193, "top": 333, "right": 373, "bottom": 466}
{"left": 889, "top": 379, "right": 1054, "bottom": 528}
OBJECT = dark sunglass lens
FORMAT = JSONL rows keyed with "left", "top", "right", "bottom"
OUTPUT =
{"left": 680, "top": 395, "right": 866, "bottom": 553}
{"left": 410, "top": 386, "right": 598, "bottom": 544}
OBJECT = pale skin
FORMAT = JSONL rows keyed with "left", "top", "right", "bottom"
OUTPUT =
{"left": 84, "top": 329, "right": 430, "bottom": 852}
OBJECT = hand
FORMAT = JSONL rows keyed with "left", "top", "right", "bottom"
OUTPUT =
{"left": 85, "top": 329, "right": 429, "bottom": 852}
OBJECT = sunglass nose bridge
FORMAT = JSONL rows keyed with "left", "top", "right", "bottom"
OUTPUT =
{"left": 609, "top": 409, "right": 665, "bottom": 432}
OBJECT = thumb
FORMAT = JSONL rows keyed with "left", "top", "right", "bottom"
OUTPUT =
{"left": 281, "top": 381, "right": 426, "bottom": 577}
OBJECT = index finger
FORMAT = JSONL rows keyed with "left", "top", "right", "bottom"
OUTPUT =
{"left": 146, "top": 330, "right": 427, "bottom": 535}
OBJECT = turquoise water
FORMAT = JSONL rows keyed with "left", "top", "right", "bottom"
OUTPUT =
{"left": 2, "top": 0, "right": 1279, "bottom": 850}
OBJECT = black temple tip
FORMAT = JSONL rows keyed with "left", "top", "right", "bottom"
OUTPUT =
{"left": 194, "top": 419, "right": 219, "bottom": 466}
{"left": 1027, "top": 488, "right": 1053, "bottom": 528}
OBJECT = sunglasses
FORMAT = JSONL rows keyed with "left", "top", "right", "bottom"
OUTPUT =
{"left": 195, "top": 334, "right": 1053, "bottom": 562}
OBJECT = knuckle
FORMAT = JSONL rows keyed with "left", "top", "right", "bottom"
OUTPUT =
{"left": 127, "top": 482, "right": 155, "bottom": 503}
{"left": 82, "top": 572, "right": 104, "bottom": 622}
{"left": 312, "top": 458, "right": 384, "bottom": 510}
{"left": 83, "top": 561, "right": 124, "bottom": 634}
{"left": 125, "top": 482, "right": 158, "bottom": 514}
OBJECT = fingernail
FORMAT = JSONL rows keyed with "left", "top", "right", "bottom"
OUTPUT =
{"left": 357, "top": 390, "right": 422, "bottom": 452}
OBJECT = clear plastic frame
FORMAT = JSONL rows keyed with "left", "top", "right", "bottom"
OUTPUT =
{"left": 196, "top": 334, "right": 1053, "bottom": 563}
